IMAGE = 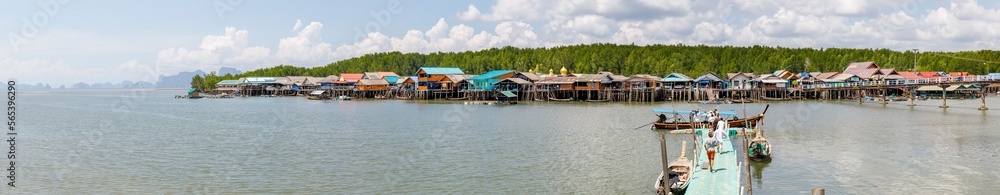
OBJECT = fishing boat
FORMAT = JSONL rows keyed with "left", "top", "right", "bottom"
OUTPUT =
{"left": 656, "top": 141, "right": 693, "bottom": 195}
{"left": 760, "top": 96, "right": 791, "bottom": 101}
{"left": 395, "top": 95, "right": 412, "bottom": 100}
{"left": 651, "top": 109, "right": 764, "bottom": 129}
{"left": 336, "top": 95, "right": 352, "bottom": 101}
{"left": 730, "top": 98, "right": 754, "bottom": 103}
{"left": 698, "top": 99, "right": 731, "bottom": 104}
{"left": 548, "top": 97, "right": 573, "bottom": 102}
{"left": 747, "top": 129, "right": 772, "bottom": 161}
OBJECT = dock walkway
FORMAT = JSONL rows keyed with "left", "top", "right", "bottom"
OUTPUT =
{"left": 685, "top": 128, "right": 742, "bottom": 194}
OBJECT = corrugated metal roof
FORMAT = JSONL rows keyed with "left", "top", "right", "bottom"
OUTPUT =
{"left": 468, "top": 70, "right": 515, "bottom": 80}
{"left": 499, "top": 91, "right": 517, "bottom": 98}
{"left": 844, "top": 61, "right": 878, "bottom": 75}
{"left": 536, "top": 76, "right": 577, "bottom": 84}
{"left": 243, "top": 77, "right": 278, "bottom": 84}
{"left": 317, "top": 75, "right": 340, "bottom": 83}
{"left": 516, "top": 72, "right": 542, "bottom": 81}
{"left": 496, "top": 78, "right": 531, "bottom": 85}
{"left": 443, "top": 74, "right": 475, "bottom": 83}
{"left": 695, "top": 72, "right": 723, "bottom": 82}
{"left": 816, "top": 72, "right": 839, "bottom": 79}
{"left": 419, "top": 67, "right": 465, "bottom": 75}
{"left": 822, "top": 73, "right": 857, "bottom": 82}
{"left": 216, "top": 80, "right": 241, "bottom": 85}
{"left": 610, "top": 75, "right": 628, "bottom": 82}
{"left": 662, "top": 72, "right": 693, "bottom": 82}
{"left": 357, "top": 79, "right": 389, "bottom": 85}
{"left": 575, "top": 74, "right": 612, "bottom": 82}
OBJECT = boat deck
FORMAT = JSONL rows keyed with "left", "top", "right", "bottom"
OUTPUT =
{"left": 685, "top": 128, "right": 742, "bottom": 195}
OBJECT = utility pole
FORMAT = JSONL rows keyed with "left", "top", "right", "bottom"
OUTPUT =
{"left": 912, "top": 49, "right": 919, "bottom": 71}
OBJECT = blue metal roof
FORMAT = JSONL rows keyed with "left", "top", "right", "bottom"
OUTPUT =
{"left": 468, "top": 70, "right": 515, "bottom": 80}
{"left": 420, "top": 67, "right": 465, "bottom": 75}
{"left": 383, "top": 76, "right": 399, "bottom": 83}
{"left": 662, "top": 72, "right": 693, "bottom": 82}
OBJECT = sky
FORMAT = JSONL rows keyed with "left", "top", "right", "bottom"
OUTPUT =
{"left": 3, "top": 0, "right": 1000, "bottom": 86}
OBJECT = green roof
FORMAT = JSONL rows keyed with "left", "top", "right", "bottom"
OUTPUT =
{"left": 420, "top": 67, "right": 465, "bottom": 75}
{"left": 216, "top": 80, "right": 241, "bottom": 85}
{"left": 499, "top": 91, "right": 517, "bottom": 98}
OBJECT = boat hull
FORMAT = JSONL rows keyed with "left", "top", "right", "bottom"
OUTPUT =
{"left": 653, "top": 115, "right": 763, "bottom": 130}
{"left": 760, "top": 96, "right": 791, "bottom": 101}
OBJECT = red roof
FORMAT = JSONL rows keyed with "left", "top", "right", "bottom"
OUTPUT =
{"left": 897, "top": 72, "right": 922, "bottom": 79}
{"left": 917, "top": 72, "right": 943, "bottom": 78}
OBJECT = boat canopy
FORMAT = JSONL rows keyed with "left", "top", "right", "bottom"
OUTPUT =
{"left": 310, "top": 90, "right": 326, "bottom": 95}
{"left": 499, "top": 91, "right": 517, "bottom": 98}
{"left": 653, "top": 109, "right": 737, "bottom": 116}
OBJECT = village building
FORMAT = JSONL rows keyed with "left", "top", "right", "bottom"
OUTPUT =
{"left": 416, "top": 67, "right": 465, "bottom": 91}
{"left": 661, "top": 72, "right": 694, "bottom": 89}
{"left": 728, "top": 72, "right": 756, "bottom": 89}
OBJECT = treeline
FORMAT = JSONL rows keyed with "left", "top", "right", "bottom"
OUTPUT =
{"left": 191, "top": 43, "right": 1000, "bottom": 90}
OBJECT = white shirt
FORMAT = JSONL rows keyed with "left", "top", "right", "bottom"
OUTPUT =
{"left": 714, "top": 126, "right": 729, "bottom": 142}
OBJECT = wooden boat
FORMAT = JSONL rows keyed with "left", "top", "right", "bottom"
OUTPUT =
{"left": 730, "top": 98, "right": 754, "bottom": 103}
{"left": 656, "top": 141, "right": 692, "bottom": 195}
{"left": 395, "top": 95, "right": 412, "bottom": 100}
{"left": 653, "top": 114, "right": 762, "bottom": 129}
{"left": 586, "top": 99, "right": 610, "bottom": 102}
{"left": 747, "top": 129, "right": 772, "bottom": 161}
{"left": 760, "top": 96, "right": 791, "bottom": 101}
{"left": 447, "top": 96, "right": 468, "bottom": 100}
{"left": 699, "top": 99, "right": 731, "bottom": 104}
{"left": 307, "top": 96, "right": 326, "bottom": 100}
{"left": 548, "top": 97, "right": 573, "bottom": 102}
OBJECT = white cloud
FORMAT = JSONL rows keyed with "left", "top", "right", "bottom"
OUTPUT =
{"left": 460, "top": 0, "right": 691, "bottom": 21}
{"left": 275, "top": 21, "right": 334, "bottom": 65}
{"left": 331, "top": 18, "right": 541, "bottom": 59}
{"left": 292, "top": 19, "right": 303, "bottom": 31}
{"left": 156, "top": 26, "right": 272, "bottom": 74}
{"left": 457, "top": 5, "right": 482, "bottom": 20}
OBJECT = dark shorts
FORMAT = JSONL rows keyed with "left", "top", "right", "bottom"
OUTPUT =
{"left": 707, "top": 149, "right": 716, "bottom": 159}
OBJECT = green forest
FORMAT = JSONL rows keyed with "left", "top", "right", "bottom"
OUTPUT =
{"left": 191, "top": 43, "right": 1000, "bottom": 91}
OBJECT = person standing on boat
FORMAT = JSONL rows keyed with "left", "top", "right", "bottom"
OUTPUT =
{"left": 705, "top": 132, "right": 721, "bottom": 173}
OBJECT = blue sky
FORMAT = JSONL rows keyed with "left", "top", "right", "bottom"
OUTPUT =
{"left": 3, "top": 0, "right": 1000, "bottom": 86}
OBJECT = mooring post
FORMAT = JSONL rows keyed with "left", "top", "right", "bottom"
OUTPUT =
{"left": 980, "top": 83, "right": 989, "bottom": 110}
{"left": 940, "top": 84, "right": 949, "bottom": 108}
{"left": 908, "top": 89, "right": 916, "bottom": 107}
{"left": 811, "top": 188, "right": 825, "bottom": 195}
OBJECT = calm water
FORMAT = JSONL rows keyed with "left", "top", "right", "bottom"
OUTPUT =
{"left": 9, "top": 89, "right": 1000, "bottom": 194}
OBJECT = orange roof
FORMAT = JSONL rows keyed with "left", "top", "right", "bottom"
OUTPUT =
{"left": 374, "top": 72, "right": 399, "bottom": 77}
{"left": 338, "top": 73, "right": 364, "bottom": 82}
{"left": 949, "top": 72, "right": 970, "bottom": 77}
